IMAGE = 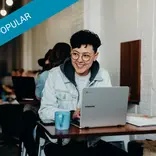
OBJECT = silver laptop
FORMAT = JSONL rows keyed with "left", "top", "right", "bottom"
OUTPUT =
{"left": 71, "top": 86, "right": 129, "bottom": 128}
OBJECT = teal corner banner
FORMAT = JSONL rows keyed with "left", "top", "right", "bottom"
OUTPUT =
{"left": 0, "top": 0, "right": 78, "bottom": 46}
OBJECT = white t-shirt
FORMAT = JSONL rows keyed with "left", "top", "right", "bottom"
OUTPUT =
{"left": 75, "top": 72, "right": 101, "bottom": 146}
{"left": 75, "top": 72, "right": 91, "bottom": 108}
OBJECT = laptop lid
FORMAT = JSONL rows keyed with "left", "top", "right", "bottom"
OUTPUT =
{"left": 12, "top": 76, "right": 36, "bottom": 102}
{"left": 72, "top": 86, "right": 129, "bottom": 128}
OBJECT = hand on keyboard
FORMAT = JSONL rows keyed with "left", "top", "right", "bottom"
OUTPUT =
{"left": 72, "top": 108, "right": 80, "bottom": 119}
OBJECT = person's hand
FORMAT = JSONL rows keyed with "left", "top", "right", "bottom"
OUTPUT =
{"left": 2, "top": 85, "right": 13, "bottom": 93}
{"left": 72, "top": 108, "right": 80, "bottom": 119}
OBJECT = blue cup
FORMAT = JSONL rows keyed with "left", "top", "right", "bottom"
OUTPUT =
{"left": 55, "top": 111, "right": 71, "bottom": 130}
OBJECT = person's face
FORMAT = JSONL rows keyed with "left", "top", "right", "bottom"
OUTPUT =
{"left": 45, "top": 59, "right": 49, "bottom": 65}
{"left": 11, "top": 71, "right": 16, "bottom": 76}
{"left": 16, "top": 71, "right": 21, "bottom": 76}
{"left": 71, "top": 45, "right": 98, "bottom": 76}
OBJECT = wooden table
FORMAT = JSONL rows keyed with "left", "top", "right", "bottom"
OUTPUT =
{"left": 18, "top": 100, "right": 39, "bottom": 105}
{"left": 37, "top": 122, "right": 156, "bottom": 139}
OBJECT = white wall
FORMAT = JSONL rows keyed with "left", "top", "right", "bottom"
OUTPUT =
{"left": 100, "top": 0, "right": 119, "bottom": 86}
{"left": 114, "top": 0, "right": 156, "bottom": 116}
{"left": 22, "top": 0, "right": 84, "bottom": 70}
{"left": 100, "top": 0, "right": 156, "bottom": 140}
{"left": 22, "top": 30, "right": 33, "bottom": 70}
{"left": 22, "top": 0, "right": 33, "bottom": 70}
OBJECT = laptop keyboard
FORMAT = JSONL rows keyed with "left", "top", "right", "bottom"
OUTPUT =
{"left": 71, "top": 118, "right": 80, "bottom": 126}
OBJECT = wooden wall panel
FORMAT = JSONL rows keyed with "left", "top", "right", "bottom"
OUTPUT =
{"left": 120, "top": 40, "right": 141, "bottom": 104}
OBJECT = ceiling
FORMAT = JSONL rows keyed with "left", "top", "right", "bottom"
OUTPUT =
{"left": 0, "top": 0, "right": 22, "bottom": 18}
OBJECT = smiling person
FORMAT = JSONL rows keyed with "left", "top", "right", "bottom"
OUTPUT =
{"left": 38, "top": 30, "right": 128, "bottom": 156}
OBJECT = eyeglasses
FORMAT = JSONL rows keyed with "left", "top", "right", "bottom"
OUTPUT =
{"left": 71, "top": 52, "right": 94, "bottom": 62}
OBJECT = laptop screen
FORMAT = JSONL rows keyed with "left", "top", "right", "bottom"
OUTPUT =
{"left": 12, "top": 76, "right": 36, "bottom": 101}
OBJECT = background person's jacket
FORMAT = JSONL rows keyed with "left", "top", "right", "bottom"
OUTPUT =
{"left": 35, "top": 70, "right": 49, "bottom": 99}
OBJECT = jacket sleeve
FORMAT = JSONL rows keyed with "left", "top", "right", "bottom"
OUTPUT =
{"left": 35, "top": 71, "right": 48, "bottom": 99}
{"left": 38, "top": 71, "right": 69, "bottom": 123}
{"left": 35, "top": 74, "right": 44, "bottom": 99}
{"left": 100, "top": 69, "right": 112, "bottom": 87}
{"left": 106, "top": 71, "right": 112, "bottom": 87}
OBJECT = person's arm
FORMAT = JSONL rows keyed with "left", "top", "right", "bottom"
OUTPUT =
{"left": 38, "top": 71, "right": 70, "bottom": 123}
{"left": 35, "top": 71, "right": 49, "bottom": 100}
{"left": 35, "top": 75, "right": 44, "bottom": 100}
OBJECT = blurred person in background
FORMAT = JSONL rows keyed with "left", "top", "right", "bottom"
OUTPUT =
{"left": 20, "top": 42, "right": 71, "bottom": 156}
{"left": 38, "top": 49, "right": 52, "bottom": 74}
{"left": 35, "top": 42, "right": 71, "bottom": 100}
{"left": 20, "top": 49, "right": 53, "bottom": 156}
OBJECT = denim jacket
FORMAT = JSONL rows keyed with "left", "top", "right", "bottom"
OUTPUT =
{"left": 39, "top": 58, "right": 112, "bottom": 123}
{"left": 35, "top": 71, "right": 49, "bottom": 99}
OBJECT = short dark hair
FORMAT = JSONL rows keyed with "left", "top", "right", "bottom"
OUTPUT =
{"left": 70, "top": 30, "right": 101, "bottom": 52}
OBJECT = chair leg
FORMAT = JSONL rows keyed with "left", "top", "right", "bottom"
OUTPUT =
{"left": 21, "top": 142, "right": 28, "bottom": 156}
{"left": 38, "top": 138, "right": 46, "bottom": 156}
{"left": 20, "top": 142, "right": 24, "bottom": 156}
{"left": 38, "top": 139, "right": 41, "bottom": 156}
